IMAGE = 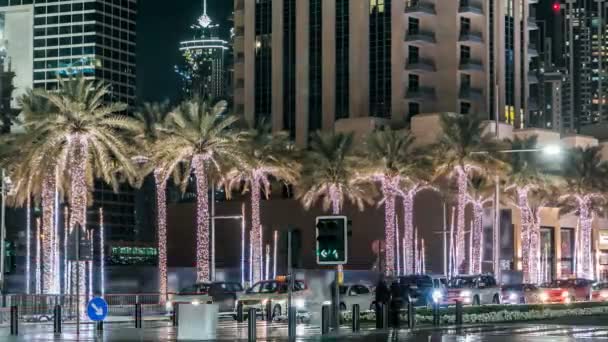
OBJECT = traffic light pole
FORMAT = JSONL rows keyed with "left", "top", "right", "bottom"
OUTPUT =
{"left": 333, "top": 266, "right": 340, "bottom": 331}
{"left": 287, "top": 230, "right": 295, "bottom": 340}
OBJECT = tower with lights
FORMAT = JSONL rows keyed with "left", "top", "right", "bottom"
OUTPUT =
{"left": 177, "top": 0, "right": 229, "bottom": 100}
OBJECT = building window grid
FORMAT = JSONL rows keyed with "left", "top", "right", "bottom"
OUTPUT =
{"left": 369, "top": 0, "right": 391, "bottom": 118}
{"left": 309, "top": 0, "right": 322, "bottom": 132}
{"left": 254, "top": 0, "right": 272, "bottom": 123}
{"left": 335, "top": 0, "right": 349, "bottom": 120}
{"left": 283, "top": 0, "right": 296, "bottom": 138}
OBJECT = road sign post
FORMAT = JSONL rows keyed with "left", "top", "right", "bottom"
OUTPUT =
{"left": 87, "top": 297, "right": 108, "bottom": 322}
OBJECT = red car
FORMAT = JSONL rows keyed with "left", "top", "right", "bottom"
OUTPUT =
{"left": 591, "top": 282, "right": 608, "bottom": 301}
{"left": 539, "top": 279, "right": 593, "bottom": 304}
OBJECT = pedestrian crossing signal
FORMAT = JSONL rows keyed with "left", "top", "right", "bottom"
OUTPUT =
{"left": 315, "top": 216, "right": 347, "bottom": 265}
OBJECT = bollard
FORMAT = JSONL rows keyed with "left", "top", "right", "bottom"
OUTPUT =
{"left": 375, "top": 303, "right": 388, "bottom": 330}
{"left": 432, "top": 302, "right": 440, "bottom": 326}
{"left": 352, "top": 304, "right": 360, "bottom": 332}
{"left": 407, "top": 300, "right": 415, "bottom": 329}
{"left": 172, "top": 303, "right": 179, "bottom": 327}
{"left": 10, "top": 305, "right": 17, "bottom": 336}
{"left": 134, "top": 303, "right": 142, "bottom": 328}
{"left": 236, "top": 302, "right": 244, "bottom": 323}
{"left": 265, "top": 300, "right": 272, "bottom": 321}
{"left": 96, "top": 321, "right": 104, "bottom": 332}
{"left": 321, "top": 305, "right": 330, "bottom": 335}
{"left": 390, "top": 299, "right": 401, "bottom": 328}
{"left": 53, "top": 304, "right": 62, "bottom": 334}
{"left": 247, "top": 308, "right": 256, "bottom": 342}
{"left": 288, "top": 307, "right": 296, "bottom": 340}
{"left": 455, "top": 300, "right": 463, "bottom": 325}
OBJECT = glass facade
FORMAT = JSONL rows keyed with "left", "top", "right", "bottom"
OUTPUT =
{"left": 369, "top": 0, "right": 391, "bottom": 118}
{"left": 560, "top": 228, "right": 575, "bottom": 277}
{"left": 540, "top": 227, "right": 555, "bottom": 283}
{"left": 308, "top": 0, "right": 322, "bottom": 133}
{"left": 283, "top": 0, "right": 296, "bottom": 137}
{"left": 254, "top": 0, "right": 272, "bottom": 123}
{"left": 335, "top": 0, "right": 349, "bottom": 120}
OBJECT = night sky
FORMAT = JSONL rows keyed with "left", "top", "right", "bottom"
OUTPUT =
{"left": 136, "top": 0, "right": 233, "bottom": 104}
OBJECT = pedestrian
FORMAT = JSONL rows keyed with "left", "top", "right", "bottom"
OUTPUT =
{"left": 375, "top": 275, "right": 390, "bottom": 308}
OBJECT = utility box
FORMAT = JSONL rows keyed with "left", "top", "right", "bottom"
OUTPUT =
{"left": 177, "top": 303, "right": 219, "bottom": 340}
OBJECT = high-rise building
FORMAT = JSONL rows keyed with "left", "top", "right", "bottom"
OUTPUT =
{"left": 233, "top": 0, "right": 538, "bottom": 145}
{"left": 176, "top": 0, "right": 229, "bottom": 100}
{"left": 0, "top": 0, "right": 136, "bottom": 107}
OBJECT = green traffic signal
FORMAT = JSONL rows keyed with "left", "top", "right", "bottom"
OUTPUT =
{"left": 315, "top": 216, "right": 347, "bottom": 265}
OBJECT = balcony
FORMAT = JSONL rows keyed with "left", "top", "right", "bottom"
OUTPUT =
{"left": 459, "top": 0, "right": 483, "bottom": 15}
{"left": 458, "top": 30, "right": 483, "bottom": 44}
{"left": 527, "top": 18, "right": 538, "bottom": 30}
{"left": 405, "top": 29, "right": 436, "bottom": 44}
{"left": 528, "top": 44, "right": 539, "bottom": 57}
{"left": 404, "top": 1, "right": 436, "bottom": 15}
{"left": 528, "top": 72, "right": 539, "bottom": 84}
{"left": 459, "top": 59, "right": 484, "bottom": 71}
{"left": 406, "top": 86, "right": 436, "bottom": 100}
{"left": 459, "top": 87, "right": 484, "bottom": 101}
{"left": 406, "top": 58, "right": 436, "bottom": 72}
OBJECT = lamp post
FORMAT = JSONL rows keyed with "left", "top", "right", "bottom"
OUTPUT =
{"left": 473, "top": 144, "right": 561, "bottom": 281}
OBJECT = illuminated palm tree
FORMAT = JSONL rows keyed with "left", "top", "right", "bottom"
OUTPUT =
{"left": 152, "top": 99, "right": 243, "bottom": 282}
{"left": 434, "top": 113, "right": 499, "bottom": 275}
{"left": 134, "top": 101, "right": 171, "bottom": 298}
{"left": 364, "top": 128, "right": 420, "bottom": 276}
{"left": 10, "top": 75, "right": 139, "bottom": 300}
{"left": 466, "top": 176, "right": 495, "bottom": 275}
{"left": 297, "top": 131, "right": 373, "bottom": 215}
{"left": 223, "top": 122, "right": 298, "bottom": 283}
{"left": 502, "top": 135, "right": 548, "bottom": 283}
{"left": 559, "top": 146, "right": 608, "bottom": 280}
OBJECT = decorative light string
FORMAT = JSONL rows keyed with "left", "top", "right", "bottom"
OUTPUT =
{"left": 99, "top": 207, "right": 105, "bottom": 297}
{"left": 249, "top": 230, "right": 253, "bottom": 285}
{"left": 241, "top": 204, "right": 246, "bottom": 287}
{"left": 329, "top": 184, "right": 341, "bottom": 215}
{"left": 265, "top": 244, "right": 270, "bottom": 281}
{"left": 414, "top": 228, "right": 418, "bottom": 274}
{"left": 273, "top": 230, "right": 277, "bottom": 279}
{"left": 35, "top": 218, "right": 41, "bottom": 294}
{"left": 250, "top": 175, "right": 262, "bottom": 283}
{"left": 515, "top": 187, "right": 532, "bottom": 283}
{"left": 402, "top": 237, "right": 406, "bottom": 276}
{"left": 380, "top": 176, "right": 400, "bottom": 276}
{"left": 402, "top": 191, "right": 414, "bottom": 275}
{"left": 53, "top": 178, "right": 60, "bottom": 294}
{"left": 88, "top": 230, "right": 93, "bottom": 298}
{"left": 421, "top": 239, "right": 426, "bottom": 274}
{"left": 26, "top": 197, "right": 31, "bottom": 294}
{"left": 154, "top": 171, "right": 167, "bottom": 300}
{"left": 395, "top": 217, "right": 400, "bottom": 276}
{"left": 192, "top": 155, "right": 210, "bottom": 283}
{"left": 455, "top": 167, "right": 468, "bottom": 275}
{"left": 63, "top": 207, "right": 69, "bottom": 295}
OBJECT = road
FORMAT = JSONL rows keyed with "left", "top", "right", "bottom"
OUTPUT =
{"left": 4, "top": 317, "right": 608, "bottom": 340}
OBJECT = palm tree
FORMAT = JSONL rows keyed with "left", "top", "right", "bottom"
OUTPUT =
{"left": 434, "top": 113, "right": 499, "bottom": 275}
{"left": 11, "top": 75, "right": 139, "bottom": 299}
{"left": 527, "top": 187, "right": 558, "bottom": 284}
{"left": 466, "top": 176, "right": 495, "bottom": 275}
{"left": 152, "top": 99, "right": 242, "bottom": 283}
{"left": 297, "top": 131, "right": 372, "bottom": 215}
{"left": 364, "top": 128, "right": 419, "bottom": 276}
{"left": 559, "top": 146, "right": 608, "bottom": 279}
{"left": 502, "top": 135, "right": 548, "bottom": 283}
{"left": 223, "top": 122, "right": 298, "bottom": 283}
{"left": 134, "top": 101, "right": 171, "bottom": 299}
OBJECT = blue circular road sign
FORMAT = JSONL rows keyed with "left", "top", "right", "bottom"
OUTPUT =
{"left": 87, "top": 297, "right": 108, "bottom": 321}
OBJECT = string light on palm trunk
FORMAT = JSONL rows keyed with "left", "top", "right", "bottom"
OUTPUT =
{"left": 99, "top": 207, "right": 105, "bottom": 297}
{"left": 250, "top": 174, "right": 263, "bottom": 283}
{"left": 26, "top": 198, "right": 31, "bottom": 294}
{"left": 402, "top": 191, "right": 414, "bottom": 275}
{"left": 41, "top": 174, "right": 55, "bottom": 294}
{"left": 249, "top": 230, "right": 253, "bottom": 285}
{"left": 241, "top": 204, "right": 246, "bottom": 287}
{"left": 380, "top": 176, "right": 400, "bottom": 276}
{"left": 63, "top": 207, "right": 69, "bottom": 295}
{"left": 88, "top": 230, "right": 93, "bottom": 298}
{"left": 273, "top": 230, "right": 277, "bottom": 279}
{"left": 515, "top": 187, "right": 532, "bottom": 283}
{"left": 265, "top": 244, "right": 270, "bottom": 281}
{"left": 36, "top": 218, "right": 41, "bottom": 294}
{"left": 455, "top": 167, "right": 467, "bottom": 275}
{"left": 192, "top": 155, "right": 210, "bottom": 283}
{"left": 329, "top": 184, "right": 341, "bottom": 215}
{"left": 53, "top": 178, "right": 60, "bottom": 294}
{"left": 395, "top": 217, "right": 400, "bottom": 276}
{"left": 154, "top": 171, "right": 167, "bottom": 300}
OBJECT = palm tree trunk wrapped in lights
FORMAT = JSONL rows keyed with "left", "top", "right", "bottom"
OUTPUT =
{"left": 192, "top": 155, "right": 211, "bottom": 283}
{"left": 41, "top": 174, "right": 55, "bottom": 294}
{"left": 154, "top": 170, "right": 168, "bottom": 300}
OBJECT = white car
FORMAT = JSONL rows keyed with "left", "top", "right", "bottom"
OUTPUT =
{"left": 339, "top": 284, "right": 374, "bottom": 311}
{"left": 444, "top": 274, "right": 501, "bottom": 305}
{"left": 236, "top": 279, "right": 310, "bottom": 319}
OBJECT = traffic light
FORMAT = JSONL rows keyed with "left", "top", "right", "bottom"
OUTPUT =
{"left": 552, "top": 2, "right": 560, "bottom": 13}
{"left": 315, "top": 216, "right": 347, "bottom": 265}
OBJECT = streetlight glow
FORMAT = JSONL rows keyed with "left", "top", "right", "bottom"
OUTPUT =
{"left": 542, "top": 145, "right": 562, "bottom": 156}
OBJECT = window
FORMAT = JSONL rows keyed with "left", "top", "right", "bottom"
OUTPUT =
{"left": 408, "top": 45, "right": 419, "bottom": 64}
{"left": 460, "top": 17, "right": 470, "bottom": 35}
{"left": 356, "top": 285, "right": 370, "bottom": 294}
{"left": 460, "top": 45, "right": 471, "bottom": 64}
{"left": 408, "top": 102, "right": 420, "bottom": 117}
{"left": 461, "top": 74, "right": 471, "bottom": 90}
{"left": 460, "top": 102, "right": 471, "bottom": 114}
{"left": 408, "top": 17, "right": 419, "bottom": 35}
{"left": 408, "top": 74, "right": 419, "bottom": 91}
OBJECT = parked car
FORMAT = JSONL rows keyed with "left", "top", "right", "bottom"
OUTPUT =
{"left": 391, "top": 274, "right": 448, "bottom": 307}
{"left": 166, "top": 282, "right": 243, "bottom": 313}
{"left": 339, "top": 284, "right": 374, "bottom": 310}
{"left": 539, "top": 279, "right": 593, "bottom": 303}
{"left": 591, "top": 282, "right": 608, "bottom": 301}
{"left": 235, "top": 279, "right": 309, "bottom": 319}
{"left": 445, "top": 274, "right": 501, "bottom": 305}
{"left": 501, "top": 284, "right": 542, "bottom": 304}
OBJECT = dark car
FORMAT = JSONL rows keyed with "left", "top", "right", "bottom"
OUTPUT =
{"left": 391, "top": 275, "right": 446, "bottom": 307}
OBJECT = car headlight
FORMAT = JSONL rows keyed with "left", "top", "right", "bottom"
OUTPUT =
{"left": 561, "top": 291, "right": 569, "bottom": 298}
{"left": 509, "top": 293, "right": 518, "bottom": 301}
{"left": 601, "top": 291, "right": 608, "bottom": 299}
{"left": 192, "top": 300, "right": 200, "bottom": 306}
{"left": 294, "top": 299, "right": 305, "bottom": 309}
{"left": 322, "top": 300, "right": 332, "bottom": 306}
{"left": 460, "top": 290, "right": 471, "bottom": 297}
{"left": 165, "top": 301, "right": 173, "bottom": 310}
{"left": 540, "top": 292, "right": 548, "bottom": 302}
{"left": 432, "top": 290, "right": 443, "bottom": 303}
